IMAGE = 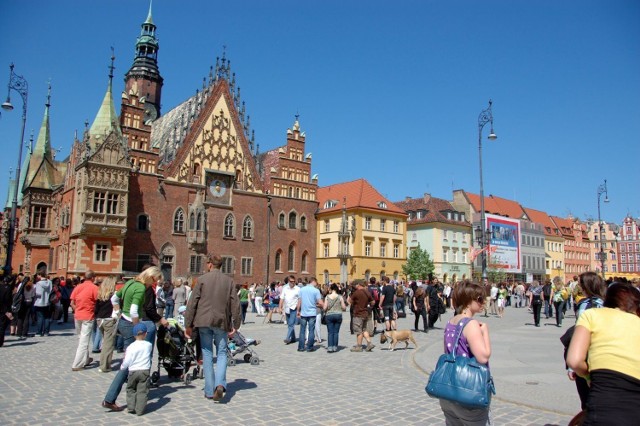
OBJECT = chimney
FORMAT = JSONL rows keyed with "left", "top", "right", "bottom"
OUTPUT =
{"left": 405, "top": 196, "right": 411, "bottom": 201}
{"left": 423, "top": 193, "right": 431, "bottom": 203}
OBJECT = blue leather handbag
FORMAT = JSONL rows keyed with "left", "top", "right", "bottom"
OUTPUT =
{"left": 425, "top": 318, "right": 495, "bottom": 408}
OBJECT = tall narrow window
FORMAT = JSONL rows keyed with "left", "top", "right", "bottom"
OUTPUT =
{"left": 278, "top": 213, "right": 285, "bottom": 228}
{"left": 196, "top": 212, "right": 203, "bottom": 231}
{"left": 221, "top": 256, "right": 234, "bottom": 274}
{"left": 288, "top": 244, "right": 295, "bottom": 271}
{"left": 300, "top": 216, "right": 307, "bottom": 231}
{"left": 242, "top": 216, "right": 253, "bottom": 239}
{"left": 301, "top": 252, "right": 308, "bottom": 272}
{"left": 224, "top": 214, "right": 235, "bottom": 238}
{"left": 106, "top": 193, "right": 118, "bottom": 214}
{"left": 323, "top": 243, "right": 329, "bottom": 258}
{"left": 241, "top": 257, "right": 253, "bottom": 275}
{"left": 189, "top": 212, "right": 195, "bottom": 230}
{"left": 365, "top": 241, "right": 372, "bottom": 257}
{"left": 32, "top": 206, "right": 48, "bottom": 229}
{"left": 174, "top": 209, "right": 185, "bottom": 233}
{"left": 275, "top": 251, "right": 282, "bottom": 271}
{"left": 380, "top": 219, "right": 386, "bottom": 231}
{"left": 380, "top": 243, "right": 386, "bottom": 257}
{"left": 137, "top": 214, "right": 149, "bottom": 231}
{"left": 289, "top": 212, "right": 297, "bottom": 229}
{"left": 93, "top": 192, "right": 106, "bottom": 213}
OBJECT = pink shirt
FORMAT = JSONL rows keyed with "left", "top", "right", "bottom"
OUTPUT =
{"left": 70, "top": 281, "right": 98, "bottom": 321}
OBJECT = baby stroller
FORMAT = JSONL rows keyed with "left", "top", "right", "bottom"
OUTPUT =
{"left": 151, "top": 320, "right": 201, "bottom": 386}
{"left": 227, "top": 330, "right": 260, "bottom": 366}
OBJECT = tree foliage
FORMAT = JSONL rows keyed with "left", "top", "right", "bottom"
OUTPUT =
{"left": 402, "top": 245, "right": 435, "bottom": 281}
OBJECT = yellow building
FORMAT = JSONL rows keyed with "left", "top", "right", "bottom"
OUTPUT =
{"left": 316, "top": 179, "right": 407, "bottom": 284}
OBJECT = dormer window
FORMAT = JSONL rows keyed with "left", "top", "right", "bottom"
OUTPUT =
{"left": 377, "top": 201, "right": 387, "bottom": 209}
{"left": 324, "top": 200, "right": 338, "bottom": 209}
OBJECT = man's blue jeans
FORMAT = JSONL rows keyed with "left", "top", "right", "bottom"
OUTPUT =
{"left": 298, "top": 315, "right": 316, "bottom": 350}
{"left": 104, "top": 318, "right": 135, "bottom": 404}
{"left": 285, "top": 310, "right": 297, "bottom": 342}
{"left": 325, "top": 313, "right": 343, "bottom": 349}
{"left": 199, "top": 327, "right": 228, "bottom": 398}
{"left": 34, "top": 306, "right": 51, "bottom": 336}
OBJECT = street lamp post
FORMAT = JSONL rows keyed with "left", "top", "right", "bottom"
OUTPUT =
{"left": 477, "top": 100, "right": 497, "bottom": 281}
{"left": 596, "top": 180, "right": 609, "bottom": 279}
{"left": 2, "top": 63, "right": 28, "bottom": 275}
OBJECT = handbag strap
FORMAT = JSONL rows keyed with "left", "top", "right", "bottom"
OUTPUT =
{"left": 452, "top": 317, "right": 472, "bottom": 359}
{"left": 327, "top": 295, "right": 339, "bottom": 312}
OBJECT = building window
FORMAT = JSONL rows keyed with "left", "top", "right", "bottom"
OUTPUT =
{"left": 221, "top": 256, "right": 234, "bottom": 274}
{"left": 196, "top": 212, "right": 204, "bottom": 231}
{"left": 241, "top": 257, "right": 253, "bottom": 275}
{"left": 380, "top": 219, "right": 386, "bottom": 231}
{"left": 462, "top": 250, "right": 468, "bottom": 263}
{"left": 393, "top": 221, "right": 399, "bottom": 233}
{"left": 301, "top": 252, "right": 308, "bottom": 272}
{"left": 380, "top": 243, "right": 387, "bottom": 257}
{"left": 300, "top": 216, "right": 307, "bottom": 231}
{"left": 394, "top": 244, "right": 399, "bottom": 258}
{"left": 289, "top": 212, "right": 297, "bottom": 229}
{"left": 278, "top": 213, "right": 285, "bottom": 229}
{"left": 174, "top": 209, "right": 185, "bottom": 233}
{"left": 95, "top": 243, "right": 109, "bottom": 263}
{"left": 323, "top": 243, "right": 329, "bottom": 258}
{"left": 288, "top": 244, "right": 295, "bottom": 271}
{"left": 443, "top": 230, "right": 448, "bottom": 241}
{"left": 224, "top": 214, "right": 235, "bottom": 238}
{"left": 137, "top": 214, "right": 149, "bottom": 231}
{"left": 190, "top": 255, "right": 204, "bottom": 274}
{"left": 136, "top": 254, "right": 152, "bottom": 273}
{"left": 242, "top": 216, "right": 253, "bottom": 239}
{"left": 32, "top": 206, "right": 48, "bottom": 229}
{"left": 365, "top": 217, "right": 371, "bottom": 230}
{"left": 93, "top": 192, "right": 106, "bottom": 213}
{"left": 106, "top": 193, "right": 118, "bottom": 214}
{"left": 189, "top": 212, "right": 196, "bottom": 230}
{"left": 443, "top": 249, "right": 449, "bottom": 262}
{"left": 453, "top": 250, "right": 458, "bottom": 263}
{"left": 622, "top": 254, "right": 626, "bottom": 262}
{"left": 365, "top": 241, "right": 372, "bottom": 257}
{"left": 275, "top": 251, "right": 282, "bottom": 272}
{"left": 324, "top": 220, "right": 330, "bottom": 232}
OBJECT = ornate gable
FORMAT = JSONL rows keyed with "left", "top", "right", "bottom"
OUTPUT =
{"left": 164, "top": 81, "right": 263, "bottom": 194}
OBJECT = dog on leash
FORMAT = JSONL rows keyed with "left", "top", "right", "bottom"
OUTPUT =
{"left": 380, "top": 329, "right": 418, "bottom": 351}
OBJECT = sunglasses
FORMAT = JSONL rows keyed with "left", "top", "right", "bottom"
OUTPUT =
{"left": 475, "top": 296, "right": 485, "bottom": 305}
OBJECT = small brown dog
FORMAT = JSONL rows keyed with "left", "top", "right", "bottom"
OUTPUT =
{"left": 380, "top": 330, "right": 418, "bottom": 351}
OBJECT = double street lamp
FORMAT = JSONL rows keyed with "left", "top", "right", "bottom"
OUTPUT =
{"left": 596, "top": 180, "right": 609, "bottom": 279}
{"left": 2, "top": 63, "right": 29, "bottom": 275}
{"left": 477, "top": 100, "right": 497, "bottom": 281}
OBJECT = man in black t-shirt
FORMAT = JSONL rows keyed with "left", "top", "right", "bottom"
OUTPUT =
{"left": 378, "top": 276, "right": 396, "bottom": 331}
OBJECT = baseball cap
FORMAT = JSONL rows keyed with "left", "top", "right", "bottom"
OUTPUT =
{"left": 133, "top": 323, "right": 148, "bottom": 336}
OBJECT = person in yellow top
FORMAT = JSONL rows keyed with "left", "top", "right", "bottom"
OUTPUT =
{"left": 567, "top": 282, "right": 640, "bottom": 426}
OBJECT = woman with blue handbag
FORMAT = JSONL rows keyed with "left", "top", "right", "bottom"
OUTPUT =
{"left": 434, "top": 281, "right": 493, "bottom": 425}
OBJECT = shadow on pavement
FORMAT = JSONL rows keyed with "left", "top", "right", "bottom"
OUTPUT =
{"left": 225, "top": 378, "right": 258, "bottom": 400}
{"left": 145, "top": 386, "right": 179, "bottom": 413}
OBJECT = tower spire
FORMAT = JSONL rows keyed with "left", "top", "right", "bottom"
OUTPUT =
{"left": 90, "top": 51, "right": 121, "bottom": 143}
{"left": 145, "top": 0, "right": 154, "bottom": 25}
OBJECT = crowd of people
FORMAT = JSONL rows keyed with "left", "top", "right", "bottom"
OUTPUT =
{"left": 1, "top": 265, "right": 638, "bottom": 424}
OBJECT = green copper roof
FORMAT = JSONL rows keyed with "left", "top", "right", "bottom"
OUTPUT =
{"left": 145, "top": 0, "right": 154, "bottom": 25}
{"left": 89, "top": 78, "right": 121, "bottom": 145}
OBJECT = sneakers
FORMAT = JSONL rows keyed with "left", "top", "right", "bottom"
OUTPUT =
{"left": 365, "top": 343, "right": 375, "bottom": 352}
{"left": 101, "top": 401, "right": 124, "bottom": 412}
{"left": 213, "top": 385, "right": 225, "bottom": 402}
{"left": 350, "top": 346, "right": 363, "bottom": 352}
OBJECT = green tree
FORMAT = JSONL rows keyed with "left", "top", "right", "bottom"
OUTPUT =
{"left": 402, "top": 245, "right": 435, "bottom": 281}
{"left": 487, "top": 255, "right": 507, "bottom": 283}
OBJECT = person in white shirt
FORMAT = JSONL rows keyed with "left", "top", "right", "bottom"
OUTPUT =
{"left": 122, "top": 322, "right": 152, "bottom": 416}
{"left": 279, "top": 275, "right": 300, "bottom": 345}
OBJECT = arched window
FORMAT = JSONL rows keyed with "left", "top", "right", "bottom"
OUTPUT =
{"left": 189, "top": 212, "right": 196, "bottom": 230}
{"left": 288, "top": 244, "right": 295, "bottom": 271}
{"left": 224, "top": 214, "right": 235, "bottom": 238}
{"left": 196, "top": 212, "right": 203, "bottom": 231}
{"left": 137, "top": 214, "right": 149, "bottom": 231}
{"left": 242, "top": 216, "right": 253, "bottom": 239}
{"left": 278, "top": 213, "right": 285, "bottom": 228}
{"left": 275, "top": 250, "right": 282, "bottom": 272}
{"left": 288, "top": 212, "right": 297, "bottom": 229}
{"left": 300, "top": 215, "right": 307, "bottom": 231}
{"left": 301, "top": 251, "right": 308, "bottom": 272}
{"left": 173, "top": 208, "right": 185, "bottom": 233}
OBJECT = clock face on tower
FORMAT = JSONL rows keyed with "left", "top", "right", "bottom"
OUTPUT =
{"left": 209, "top": 179, "right": 227, "bottom": 198}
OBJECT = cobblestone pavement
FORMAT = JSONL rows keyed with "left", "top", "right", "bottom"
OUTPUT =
{"left": 0, "top": 304, "right": 578, "bottom": 425}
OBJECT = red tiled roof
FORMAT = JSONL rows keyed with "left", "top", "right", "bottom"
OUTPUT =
{"left": 465, "top": 191, "right": 527, "bottom": 219}
{"left": 317, "top": 178, "right": 406, "bottom": 215}
{"left": 550, "top": 216, "right": 575, "bottom": 238}
{"left": 395, "top": 195, "right": 469, "bottom": 226}
{"left": 522, "top": 207, "right": 559, "bottom": 237}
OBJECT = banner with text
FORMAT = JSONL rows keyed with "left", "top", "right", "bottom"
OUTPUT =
{"left": 486, "top": 214, "right": 521, "bottom": 273}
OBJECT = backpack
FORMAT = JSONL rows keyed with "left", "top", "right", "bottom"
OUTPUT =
{"left": 11, "top": 284, "right": 25, "bottom": 314}
{"left": 369, "top": 286, "right": 379, "bottom": 303}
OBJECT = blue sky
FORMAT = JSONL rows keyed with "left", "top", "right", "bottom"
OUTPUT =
{"left": 1, "top": 0, "right": 638, "bottom": 224}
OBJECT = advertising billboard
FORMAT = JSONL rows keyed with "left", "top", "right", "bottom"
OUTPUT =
{"left": 485, "top": 214, "right": 521, "bottom": 273}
